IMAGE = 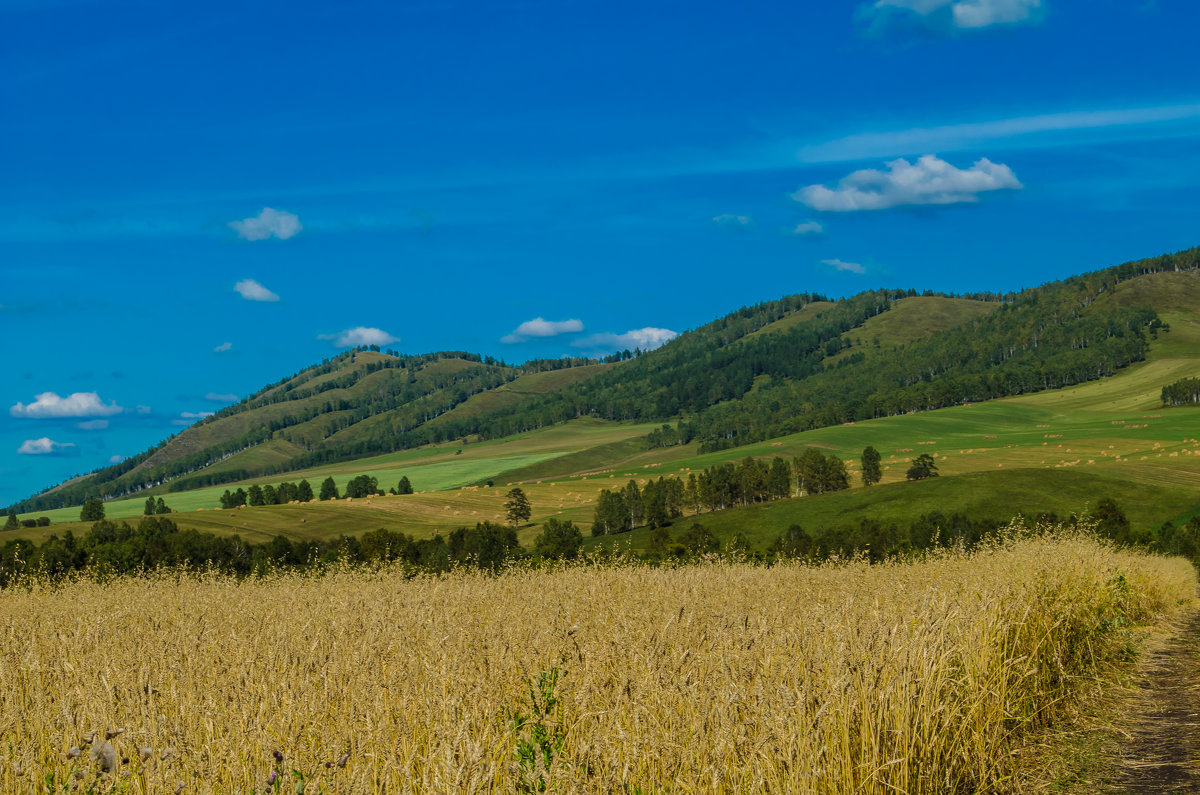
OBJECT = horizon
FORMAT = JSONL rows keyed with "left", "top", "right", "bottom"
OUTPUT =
{"left": 3, "top": 0, "right": 1199, "bottom": 506}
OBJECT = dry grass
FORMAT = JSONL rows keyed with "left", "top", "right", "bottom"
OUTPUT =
{"left": 0, "top": 530, "right": 1193, "bottom": 793}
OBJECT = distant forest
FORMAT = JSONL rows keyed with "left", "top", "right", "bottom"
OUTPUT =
{"left": 10, "top": 246, "right": 1198, "bottom": 514}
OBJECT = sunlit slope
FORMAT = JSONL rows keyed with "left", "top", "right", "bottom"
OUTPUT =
{"left": 12, "top": 420, "right": 658, "bottom": 533}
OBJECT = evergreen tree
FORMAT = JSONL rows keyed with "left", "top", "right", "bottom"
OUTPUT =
{"left": 297, "top": 480, "right": 314, "bottom": 502}
{"left": 155, "top": 497, "right": 169, "bottom": 514}
{"left": 396, "top": 475, "right": 413, "bottom": 494}
{"left": 219, "top": 490, "right": 234, "bottom": 509}
{"left": 505, "top": 487, "right": 531, "bottom": 528}
{"left": 820, "top": 455, "right": 850, "bottom": 493}
{"left": 591, "top": 490, "right": 628, "bottom": 535}
{"left": 248, "top": 484, "right": 265, "bottom": 506}
{"left": 861, "top": 446, "right": 882, "bottom": 486}
{"left": 648, "top": 525, "right": 673, "bottom": 555}
{"left": 905, "top": 454, "right": 939, "bottom": 481}
{"left": 533, "top": 518, "right": 583, "bottom": 560}
{"left": 145, "top": 496, "right": 157, "bottom": 516}
{"left": 4, "top": 511, "right": 17, "bottom": 530}
{"left": 319, "top": 477, "right": 339, "bottom": 501}
{"left": 262, "top": 485, "right": 278, "bottom": 505}
{"left": 79, "top": 499, "right": 105, "bottom": 522}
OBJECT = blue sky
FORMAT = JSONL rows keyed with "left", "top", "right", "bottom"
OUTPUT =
{"left": 2, "top": 0, "right": 1198, "bottom": 507}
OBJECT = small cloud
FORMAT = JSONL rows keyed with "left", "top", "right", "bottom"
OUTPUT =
{"left": 573, "top": 327, "right": 678, "bottom": 352}
{"left": 229, "top": 207, "right": 302, "bottom": 241}
{"left": 712, "top": 214, "right": 752, "bottom": 227}
{"left": 77, "top": 419, "right": 109, "bottom": 430}
{"left": 10, "top": 391, "right": 123, "bottom": 418}
{"left": 792, "top": 220, "right": 825, "bottom": 236}
{"left": 108, "top": 454, "right": 126, "bottom": 464}
{"left": 135, "top": 405, "right": 152, "bottom": 415}
{"left": 213, "top": 341, "right": 233, "bottom": 353}
{"left": 794, "top": 154, "right": 1021, "bottom": 212}
{"left": 234, "top": 278, "right": 280, "bottom": 302}
{"left": 866, "top": 0, "right": 1041, "bottom": 31}
{"left": 205, "top": 392, "right": 238, "bottom": 402}
{"left": 822, "top": 258, "right": 867, "bottom": 274}
{"left": 501, "top": 317, "right": 585, "bottom": 344}
{"left": 18, "top": 437, "right": 77, "bottom": 456}
{"left": 317, "top": 326, "right": 400, "bottom": 347}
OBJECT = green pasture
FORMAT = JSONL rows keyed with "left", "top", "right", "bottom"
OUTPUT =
{"left": 581, "top": 467, "right": 1195, "bottom": 554}
{"left": 11, "top": 420, "right": 659, "bottom": 530}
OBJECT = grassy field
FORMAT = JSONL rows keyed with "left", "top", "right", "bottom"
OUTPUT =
{"left": 6, "top": 420, "right": 661, "bottom": 538}
{"left": 10, "top": 272, "right": 1200, "bottom": 549}
{"left": 1, "top": 533, "right": 1191, "bottom": 793}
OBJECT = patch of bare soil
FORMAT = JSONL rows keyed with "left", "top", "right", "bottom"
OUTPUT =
{"left": 1114, "top": 609, "right": 1200, "bottom": 794}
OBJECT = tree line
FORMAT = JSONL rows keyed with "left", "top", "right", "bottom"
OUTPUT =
{"left": 3, "top": 496, "right": 1191, "bottom": 589}
{"left": 1162, "top": 377, "right": 1200, "bottom": 407}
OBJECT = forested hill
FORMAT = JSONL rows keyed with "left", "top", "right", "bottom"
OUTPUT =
{"left": 11, "top": 245, "right": 1199, "bottom": 513}
{"left": 11, "top": 351, "right": 612, "bottom": 513}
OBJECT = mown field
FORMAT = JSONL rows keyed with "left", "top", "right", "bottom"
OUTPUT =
{"left": 9, "top": 280, "right": 1200, "bottom": 550}
{"left": 1, "top": 532, "right": 1192, "bottom": 793}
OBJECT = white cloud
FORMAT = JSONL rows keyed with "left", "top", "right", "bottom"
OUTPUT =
{"left": 213, "top": 341, "right": 233, "bottom": 353}
{"left": 10, "top": 391, "right": 123, "bottom": 419}
{"left": 572, "top": 327, "right": 678, "bottom": 352}
{"left": 792, "top": 220, "right": 825, "bottom": 236}
{"left": 205, "top": 392, "right": 238, "bottom": 402}
{"left": 712, "top": 214, "right": 752, "bottom": 227}
{"left": 18, "top": 437, "right": 76, "bottom": 456}
{"left": 823, "top": 258, "right": 867, "bottom": 274}
{"left": 318, "top": 327, "right": 400, "bottom": 347}
{"left": 229, "top": 207, "right": 302, "bottom": 241}
{"left": 234, "top": 278, "right": 280, "bottom": 302}
{"left": 794, "top": 154, "right": 1021, "bottom": 212}
{"left": 797, "top": 104, "right": 1200, "bottom": 163}
{"left": 108, "top": 455, "right": 126, "bottom": 464}
{"left": 501, "top": 317, "right": 585, "bottom": 344}
{"left": 871, "top": 0, "right": 1041, "bottom": 29}
{"left": 76, "top": 419, "right": 109, "bottom": 430}
{"left": 135, "top": 405, "right": 152, "bottom": 415}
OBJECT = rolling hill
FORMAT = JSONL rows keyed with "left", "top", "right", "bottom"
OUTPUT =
{"left": 7, "top": 245, "right": 1200, "bottom": 549}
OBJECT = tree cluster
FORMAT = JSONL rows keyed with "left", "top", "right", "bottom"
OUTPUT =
{"left": 1162, "top": 377, "right": 1200, "bottom": 407}
{"left": 220, "top": 479, "right": 314, "bottom": 508}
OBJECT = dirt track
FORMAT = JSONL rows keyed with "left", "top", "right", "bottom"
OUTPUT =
{"left": 1114, "top": 609, "right": 1200, "bottom": 793}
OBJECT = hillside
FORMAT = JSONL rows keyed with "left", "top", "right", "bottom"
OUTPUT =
{"left": 9, "top": 245, "right": 1200, "bottom": 517}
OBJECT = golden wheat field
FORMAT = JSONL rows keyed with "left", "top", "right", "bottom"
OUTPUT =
{"left": 1, "top": 530, "right": 1194, "bottom": 794}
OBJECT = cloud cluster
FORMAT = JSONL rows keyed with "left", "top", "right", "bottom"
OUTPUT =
{"left": 822, "top": 258, "right": 867, "bottom": 274}
{"left": 10, "top": 391, "right": 123, "bottom": 419}
{"left": 229, "top": 207, "right": 302, "bottom": 241}
{"left": 792, "top": 220, "right": 825, "bottom": 236}
{"left": 318, "top": 327, "right": 399, "bottom": 347}
{"left": 213, "top": 342, "right": 233, "bottom": 353}
{"left": 794, "top": 155, "right": 1021, "bottom": 212}
{"left": 18, "top": 437, "right": 76, "bottom": 456}
{"left": 234, "top": 279, "right": 280, "bottom": 302}
{"left": 869, "top": 0, "right": 1041, "bottom": 29}
{"left": 573, "top": 327, "right": 678, "bottom": 352}
{"left": 501, "top": 317, "right": 584, "bottom": 344}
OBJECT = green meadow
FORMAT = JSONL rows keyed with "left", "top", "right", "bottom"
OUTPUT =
{"left": 9, "top": 284, "right": 1200, "bottom": 549}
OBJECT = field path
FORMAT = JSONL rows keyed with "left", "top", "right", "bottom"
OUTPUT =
{"left": 1115, "top": 607, "right": 1200, "bottom": 793}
